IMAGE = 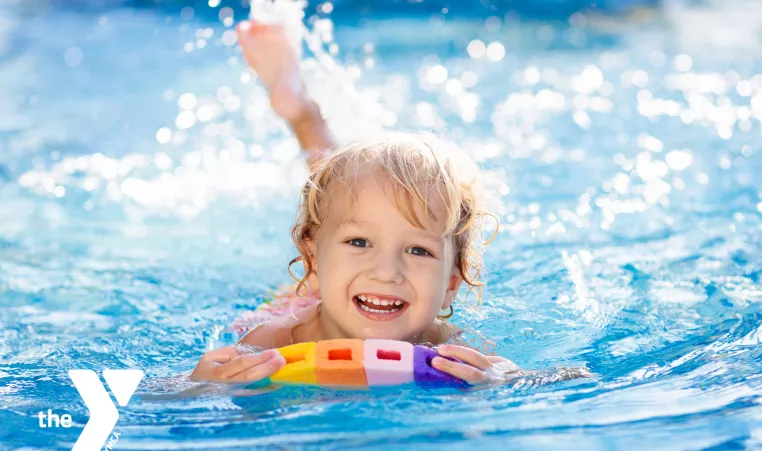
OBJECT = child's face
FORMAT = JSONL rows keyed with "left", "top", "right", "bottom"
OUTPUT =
{"left": 305, "top": 173, "right": 462, "bottom": 342}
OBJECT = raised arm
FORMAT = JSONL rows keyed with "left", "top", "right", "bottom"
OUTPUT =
{"left": 288, "top": 99, "right": 336, "bottom": 169}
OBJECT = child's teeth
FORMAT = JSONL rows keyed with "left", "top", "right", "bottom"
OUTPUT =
{"left": 358, "top": 302, "right": 402, "bottom": 314}
{"left": 357, "top": 295, "right": 404, "bottom": 306}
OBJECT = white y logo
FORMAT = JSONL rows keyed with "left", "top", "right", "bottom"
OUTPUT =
{"left": 68, "top": 369, "right": 144, "bottom": 451}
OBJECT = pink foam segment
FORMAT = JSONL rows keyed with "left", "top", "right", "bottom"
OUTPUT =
{"left": 363, "top": 339, "right": 415, "bottom": 386}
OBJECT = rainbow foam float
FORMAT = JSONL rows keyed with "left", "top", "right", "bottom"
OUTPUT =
{"left": 269, "top": 339, "right": 468, "bottom": 388}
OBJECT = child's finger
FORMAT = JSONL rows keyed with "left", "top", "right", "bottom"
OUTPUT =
{"left": 431, "top": 357, "right": 486, "bottom": 385}
{"left": 436, "top": 345, "right": 491, "bottom": 371}
{"left": 201, "top": 345, "right": 242, "bottom": 364}
{"left": 219, "top": 350, "right": 279, "bottom": 379}
{"left": 227, "top": 354, "right": 287, "bottom": 383}
{"left": 236, "top": 20, "right": 260, "bottom": 41}
{"left": 487, "top": 355, "right": 521, "bottom": 373}
{"left": 250, "top": 20, "right": 283, "bottom": 30}
{"left": 237, "top": 20, "right": 279, "bottom": 35}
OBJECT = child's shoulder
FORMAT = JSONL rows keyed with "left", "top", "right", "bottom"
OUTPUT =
{"left": 237, "top": 321, "right": 294, "bottom": 349}
{"left": 233, "top": 288, "right": 321, "bottom": 348}
{"left": 422, "top": 319, "right": 463, "bottom": 345}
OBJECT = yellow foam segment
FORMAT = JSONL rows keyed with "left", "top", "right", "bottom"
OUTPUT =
{"left": 270, "top": 342, "right": 318, "bottom": 385}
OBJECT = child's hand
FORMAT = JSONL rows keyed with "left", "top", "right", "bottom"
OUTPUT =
{"left": 433, "top": 344, "right": 594, "bottom": 387}
{"left": 189, "top": 346, "right": 286, "bottom": 383}
{"left": 236, "top": 20, "right": 308, "bottom": 123}
{"left": 432, "top": 344, "right": 521, "bottom": 386}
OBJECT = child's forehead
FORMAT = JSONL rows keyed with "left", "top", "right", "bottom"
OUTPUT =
{"left": 327, "top": 178, "right": 447, "bottom": 229}
{"left": 328, "top": 175, "right": 447, "bottom": 220}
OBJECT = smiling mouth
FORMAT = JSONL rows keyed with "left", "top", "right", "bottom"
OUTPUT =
{"left": 353, "top": 295, "right": 408, "bottom": 314}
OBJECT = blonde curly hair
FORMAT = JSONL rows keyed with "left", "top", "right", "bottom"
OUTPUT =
{"left": 288, "top": 131, "right": 498, "bottom": 310}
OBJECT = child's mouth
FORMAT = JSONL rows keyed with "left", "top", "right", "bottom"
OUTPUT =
{"left": 353, "top": 294, "right": 408, "bottom": 320}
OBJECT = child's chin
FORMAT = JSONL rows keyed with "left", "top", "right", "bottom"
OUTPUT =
{"left": 353, "top": 327, "right": 405, "bottom": 341}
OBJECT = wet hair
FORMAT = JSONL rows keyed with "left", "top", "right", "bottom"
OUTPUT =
{"left": 288, "top": 131, "right": 498, "bottom": 307}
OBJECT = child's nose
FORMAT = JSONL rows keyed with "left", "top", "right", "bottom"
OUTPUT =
{"left": 368, "top": 251, "right": 404, "bottom": 284}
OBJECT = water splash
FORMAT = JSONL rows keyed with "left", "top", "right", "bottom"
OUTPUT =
{"left": 15, "top": 0, "right": 395, "bottom": 219}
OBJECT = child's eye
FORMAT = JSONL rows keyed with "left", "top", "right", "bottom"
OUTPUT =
{"left": 346, "top": 238, "right": 369, "bottom": 247}
{"left": 407, "top": 246, "right": 433, "bottom": 257}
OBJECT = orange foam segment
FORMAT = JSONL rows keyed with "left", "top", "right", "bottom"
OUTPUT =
{"left": 316, "top": 339, "right": 368, "bottom": 387}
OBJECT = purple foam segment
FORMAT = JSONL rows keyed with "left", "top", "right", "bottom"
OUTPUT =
{"left": 413, "top": 345, "right": 469, "bottom": 388}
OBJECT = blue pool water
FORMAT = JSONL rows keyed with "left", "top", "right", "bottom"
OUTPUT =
{"left": 2, "top": 0, "right": 762, "bottom": 449}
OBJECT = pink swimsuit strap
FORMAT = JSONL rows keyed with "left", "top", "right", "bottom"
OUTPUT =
{"left": 231, "top": 287, "right": 321, "bottom": 336}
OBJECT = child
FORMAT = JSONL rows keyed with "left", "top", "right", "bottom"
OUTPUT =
{"left": 190, "top": 20, "right": 589, "bottom": 387}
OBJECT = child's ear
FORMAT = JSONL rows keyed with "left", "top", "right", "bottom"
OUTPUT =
{"left": 304, "top": 238, "right": 317, "bottom": 269}
{"left": 303, "top": 238, "right": 320, "bottom": 292}
{"left": 442, "top": 271, "right": 463, "bottom": 310}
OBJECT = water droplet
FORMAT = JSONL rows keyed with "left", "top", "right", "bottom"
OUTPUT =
{"left": 180, "top": 7, "right": 194, "bottom": 20}
{"left": 467, "top": 40, "right": 485, "bottom": 59}
{"left": 486, "top": 42, "right": 505, "bottom": 61}
{"left": 485, "top": 16, "right": 501, "bottom": 32}
{"left": 674, "top": 54, "right": 693, "bottom": 72}
{"left": 222, "top": 30, "right": 237, "bottom": 46}
{"left": 156, "top": 127, "right": 172, "bottom": 144}
{"left": 665, "top": 150, "right": 693, "bottom": 170}
{"left": 64, "top": 47, "right": 83, "bottom": 66}
{"left": 178, "top": 93, "right": 197, "bottom": 110}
